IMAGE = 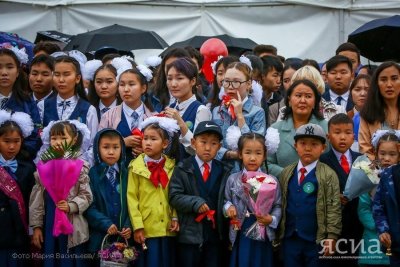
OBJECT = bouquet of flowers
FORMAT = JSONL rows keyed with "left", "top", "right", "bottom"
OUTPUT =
{"left": 343, "top": 155, "right": 381, "bottom": 201}
{"left": 99, "top": 234, "right": 138, "bottom": 267}
{"left": 242, "top": 171, "right": 278, "bottom": 241}
{"left": 37, "top": 142, "right": 84, "bottom": 236}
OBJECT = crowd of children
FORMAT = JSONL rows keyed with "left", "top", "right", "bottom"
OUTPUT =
{"left": 0, "top": 40, "right": 399, "bottom": 267}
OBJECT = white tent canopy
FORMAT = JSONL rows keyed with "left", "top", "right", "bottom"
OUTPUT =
{"left": 1, "top": 0, "right": 400, "bottom": 63}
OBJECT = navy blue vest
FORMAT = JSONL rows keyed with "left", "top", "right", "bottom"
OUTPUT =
{"left": 116, "top": 109, "right": 136, "bottom": 165}
{"left": 42, "top": 95, "right": 91, "bottom": 127}
{"left": 285, "top": 168, "right": 318, "bottom": 242}
{"left": 193, "top": 158, "right": 222, "bottom": 242}
{"left": 104, "top": 175, "right": 121, "bottom": 226}
{"left": 170, "top": 101, "right": 202, "bottom": 159}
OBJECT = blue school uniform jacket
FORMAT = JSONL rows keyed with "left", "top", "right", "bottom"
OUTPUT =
{"left": 85, "top": 129, "right": 131, "bottom": 253}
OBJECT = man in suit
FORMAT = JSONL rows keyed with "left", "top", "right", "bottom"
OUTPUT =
{"left": 320, "top": 113, "right": 363, "bottom": 267}
{"left": 323, "top": 55, "right": 354, "bottom": 112}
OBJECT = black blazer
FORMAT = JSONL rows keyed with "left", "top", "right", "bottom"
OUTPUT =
{"left": 322, "top": 90, "right": 354, "bottom": 112}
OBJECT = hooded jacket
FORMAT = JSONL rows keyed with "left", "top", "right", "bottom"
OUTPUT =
{"left": 85, "top": 128, "right": 131, "bottom": 252}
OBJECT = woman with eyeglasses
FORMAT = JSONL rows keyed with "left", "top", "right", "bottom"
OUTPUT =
{"left": 212, "top": 62, "right": 266, "bottom": 171}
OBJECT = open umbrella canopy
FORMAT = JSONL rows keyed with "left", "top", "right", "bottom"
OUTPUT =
{"left": 348, "top": 15, "right": 400, "bottom": 62}
{"left": 64, "top": 24, "right": 168, "bottom": 53}
{"left": 0, "top": 32, "right": 34, "bottom": 62}
{"left": 35, "top": 31, "right": 72, "bottom": 44}
{"left": 166, "top": 34, "right": 257, "bottom": 56}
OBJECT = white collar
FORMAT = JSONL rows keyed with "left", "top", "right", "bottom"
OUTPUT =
{"left": 33, "top": 91, "right": 53, "bottom": 102}
{"left": 332, "top": 148, "right": 352, "bottom": 164}
{"left": 175, "top": 95, "right": 196, "bottom": 111}
{"left": 297, "top": 160, "right": 318, "bottom": 174}
{"left": 122, "top": 102, "right": 144, "bottom": 116}
{"left": 0, "top": 92, "right": 12, "bottom": 99}
{"left": 57, "top": 94, "right": 77, "bottom": 103}
{"left": 99, "top": 99, "right": 117, "bottom": 110}
{"left": 144, "top": 154, "right": 164, "bottom": 164}
{"left": 330, "top": 90, "right": 349, "bottom": 102}
{"left": 0, "top": 154, "right": 15, "bottom": 162}
{"left": 195, "top": 155, "right": 212, "bottom": 169}
{"left": 242, "top": 167, "right": 261, "bottom": 175}
{"left": 108, "top": 163, "right": 119, "bottom": 173}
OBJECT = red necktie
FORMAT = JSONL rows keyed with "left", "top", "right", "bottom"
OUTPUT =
{"left": 147, "top": 158, "right": 169, "bottom": 188}
{"left": 299, "top": 167, "right": 307, "bottom": 184}
{"left": 202, "top": 163, "right": 210, "bottom": 182}
{"left": 340, "top": 154, "right": 350, "bottom": 174}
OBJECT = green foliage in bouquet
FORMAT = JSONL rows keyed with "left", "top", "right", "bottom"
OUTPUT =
{"left": 40, "top": 141, "right": 80, "bottom": 163}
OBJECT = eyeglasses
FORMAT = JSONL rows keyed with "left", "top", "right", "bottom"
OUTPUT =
{"left": 222, "top": 80, "right": 249, "bottom": 89}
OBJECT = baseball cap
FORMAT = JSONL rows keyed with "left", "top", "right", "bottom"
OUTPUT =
{"left": 294, "top": 123, "right": 326, "bottom": 144}
{"left": 194, "top": 121, "right": 223, "bottom": 140}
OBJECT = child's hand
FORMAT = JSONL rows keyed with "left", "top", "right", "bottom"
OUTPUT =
{"left": 107, "top": 224, "right": 118, "bottom": 235}
{"left": 227, "top": 205, "right": 237, "bottom": 219}
{"left": 255, "top": 214, "right": 273, "bottom": 225}
{"left": 131, "top": 135, "right": 143, "bottom": 147}
{"left": 169, "top": 220, "right": 179, "bottom": 232}
{"left": 198, "top": 203, "right": 210, "bottom": 213}
{"left": 124, "top": 136, "right": 138, "bottom": 148}
{"left": 380, "top": 232, "right": 391, "bottom": 248}
{"left": 322, "top": 239, "right": 336, "bottom": 256}
{"left": 32, "top": 227, "right": 43, "bottom": 249}
{"left": 56, "top": 200, "right": 70, "bottom": 213}
{"left": 340, "top": 194, "right": 349, "bottom": 206}
{"left": 132, "top": 146, "right": 143, "bottom": 157}
{"left": 119, "top": 228, "right": 132, "bottom": 239}
{"left": 230, "top": 91, "right": 243, "bottom": 117}
{"left": 134, "top": 229, "right": 145, "bottom": 244}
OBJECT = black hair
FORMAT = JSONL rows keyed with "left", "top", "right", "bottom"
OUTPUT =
{"left": 253, "top": 44, "right": 277, "bottom": 57}
{"left": 50, "top": 121, "right": 83, "bottom": 150}
{"left": 359, "top": 64, "right": 378, "bottom": 76}
{"left": 210, "top": 55, "right": 239, "bottom": 109}
{"left": 350, "top": 74, "right": 371, "bottom": 93}
{"left": 302, "top": 59, "right": 321, "bottom": 72}
{"left": 30, "top": 54, "right": 55, "bottom": 71}
{"left": 54, "top": 56, "right": 88, "bottom": 101}
{"left": 153, "top": 48, "right": 191, "bottom": 109}
{"left": 119, "top": 67, "right": 154, "bottom": 112}
{"left": 184, "top": 46, "right": 204, "bottom": 69}
{"left": 260, "top": 55, "right": 283, "bottom": 75}
{"left": 0, "top": 48, "right": 30, "bottom": 102}
{"left": 238, "top": 132, "right": 267, "bottom": 157}
{"left": 360, "top": 61, "right": 400, "bottom": 124}
{"left": 283, "top": 79, "right": 323, "bottom": 120}
{"left": 100, "top": 130, "right": 122, "bottom": 140}
{"left": 328, "top": 113, "right": 354, "bottom": 129}
{"left": 88, "top": 64, "right": 121, "bottom": 107}
{"left": 101, "top": 53, "right": 120, "bottom": 64}
{"left": 375, "top": 132, "right": 400, "bottom": 156}
{"left": 33, "top": 41, "right": 61, "bottom": 56}
{"left": 326, "top": 55, "right": 353, "bottom": 73}
{"left": 335, "top": 42, "right": 360, "bottom": 65}
{"left": 0, "top": 121, "right": 26, "bottom": 159}
{"left": 142, "top": 123, "right": 180, "bottom": 160}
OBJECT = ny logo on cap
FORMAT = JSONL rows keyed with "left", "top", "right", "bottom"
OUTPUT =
{"left": 305, "top": 126, "right": 314, "bottom": 135}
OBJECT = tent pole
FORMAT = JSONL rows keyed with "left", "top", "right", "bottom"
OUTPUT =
{"left": 339, "top": 9, "right": 345, "bottom": 44}
{"left": 56, "top": 6, "right": 62, "bottom": 33}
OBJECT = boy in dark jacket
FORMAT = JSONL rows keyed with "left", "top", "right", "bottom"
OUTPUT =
{"left": 85, "top": 129, "right": 132, "bottom": 265}
{"left": 169, "top": 121, "right": 232, "bottom": 267}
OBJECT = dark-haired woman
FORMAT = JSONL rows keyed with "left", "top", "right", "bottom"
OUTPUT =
{"left": 359, "top": 61, "right": 400, "bottom": 160}
{"left": 267, "top": 79, "right": 328, "bottom": 177}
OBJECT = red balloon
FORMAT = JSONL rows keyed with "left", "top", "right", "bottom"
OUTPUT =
{"left": 200, "top": 38, "right": 228, "bottom": 83}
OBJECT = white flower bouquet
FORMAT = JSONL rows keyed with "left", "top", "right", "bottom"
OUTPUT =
{"left": 343, "top": 155, "right": 381, "bottom": 201}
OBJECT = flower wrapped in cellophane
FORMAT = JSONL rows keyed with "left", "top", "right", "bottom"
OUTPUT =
{"left": 242, "top": 171, "right": 278, "bottom": 241}
{"left": 343, "top": 155, "right": 381, "bottom": 201}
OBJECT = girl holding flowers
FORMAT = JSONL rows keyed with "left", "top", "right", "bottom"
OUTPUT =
{"left": 224, "top": 133, "right": 281, "bottom": 267}
{"left": 30, "top": 120, "right": 93, "bottom": 267}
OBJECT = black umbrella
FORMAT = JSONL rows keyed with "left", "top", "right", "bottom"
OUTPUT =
{"left": 64, "top": 24, "right": 168, "bottom": 53}
{"left": 165, "top": 34, "right": 257, "bottom": 56}
{"left": 348, "top": 15, "right": 400, "bottom": 62}
{"left": 35, "top": 31, "right": 72, "bottom": 44}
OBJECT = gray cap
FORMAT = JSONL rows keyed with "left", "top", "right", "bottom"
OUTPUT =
{"left": 294, "top": 123, "right": 326, "bottom": 144}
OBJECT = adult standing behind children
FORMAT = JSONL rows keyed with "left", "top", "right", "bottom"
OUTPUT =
{"left": 359, "top": 61, "right": 400, "bottom": 160}
{"left": 169, "top": 121, "right": 232, "bottom": 267}
{"left": 267, "top": 79, "right": 328, "bottom": 177}
{"left": 323, "top": 55, "right": 355, "bottom": 112}
{"left": 320, "top": 114, "right": 363, "bottom": 266}
{"left": 278, "top": 123, "right": 341, "bottom": 267}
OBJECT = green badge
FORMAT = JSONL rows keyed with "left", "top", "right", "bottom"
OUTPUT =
{"left": 185, "top": 121, "right": 193, "bottom": 131}
{"left": 303, "top": 182, "right": 315, "bottom": 194}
